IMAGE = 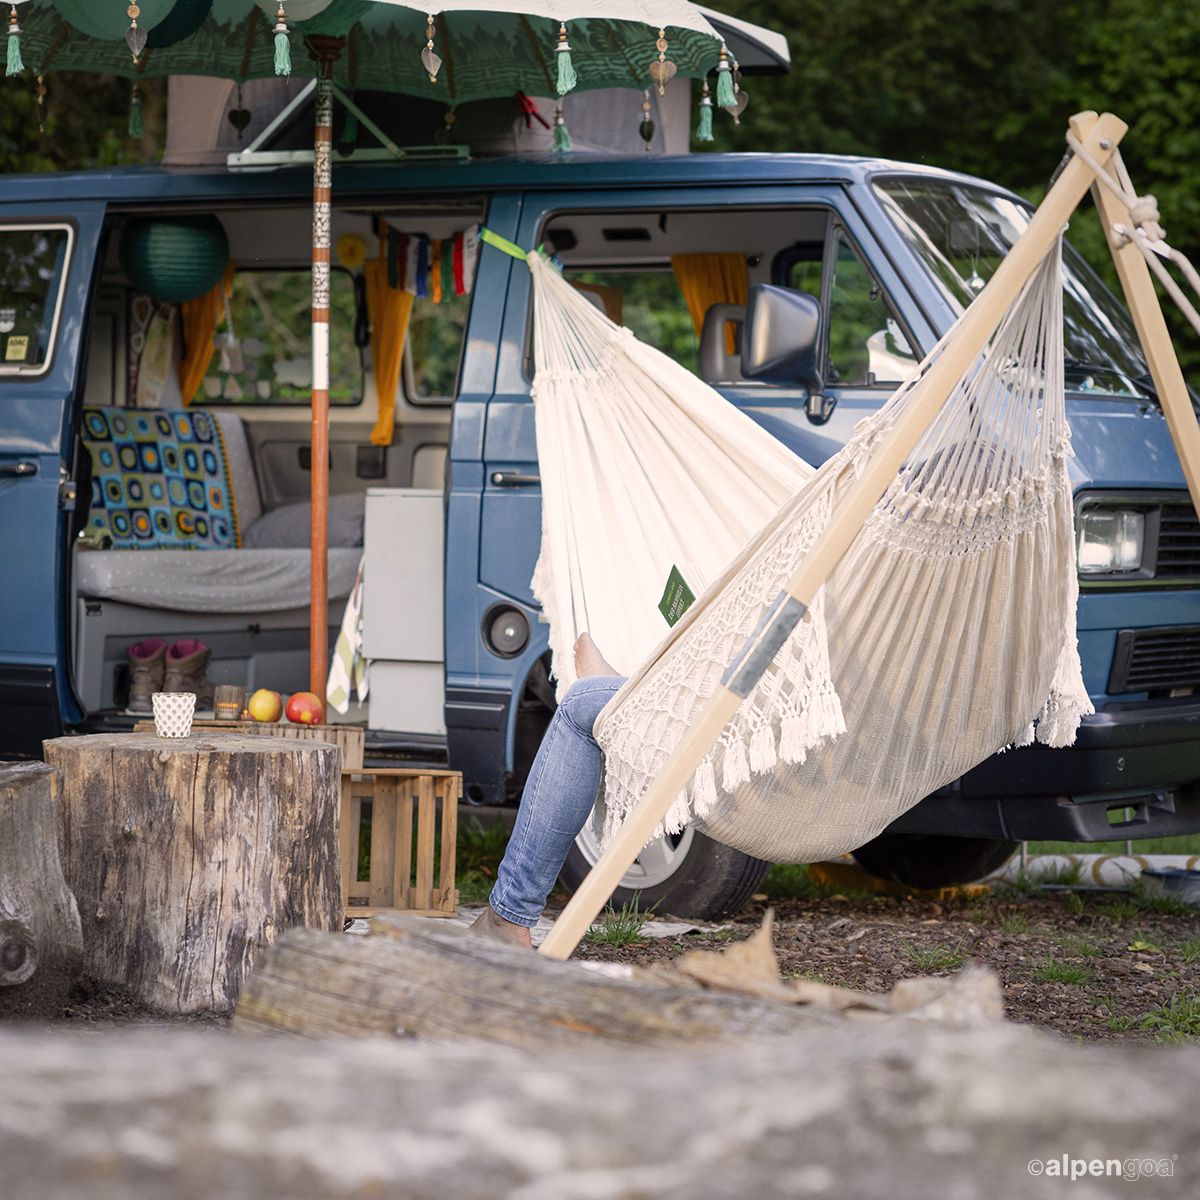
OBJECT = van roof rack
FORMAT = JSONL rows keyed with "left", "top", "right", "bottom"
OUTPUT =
{"left": 227, "top": 80, "right": 468, "bottom": 172}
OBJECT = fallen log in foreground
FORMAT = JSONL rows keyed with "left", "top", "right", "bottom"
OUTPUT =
{"left": 234, "top": 914, "right": 844, "bottom": 1045}
{"left": 234, "top": 912, "right": 1007, "bottom": 1046}
{"left": 1, "top": 1022, "right": 1197, "bottom": 1200}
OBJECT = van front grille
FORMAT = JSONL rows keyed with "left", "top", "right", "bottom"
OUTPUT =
{"left": 1156, "top": 502, "right": 1200, "bottom": 578}
{"left": 1108, "top": 625, "right": 1200, "bottom": 694}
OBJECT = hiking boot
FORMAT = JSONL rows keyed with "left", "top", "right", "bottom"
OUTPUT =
{"left": 126, "top": 638, "right": 166, "bottom": 714}
{"left": 164, "top": 639, "right": 212, "bottom": 707}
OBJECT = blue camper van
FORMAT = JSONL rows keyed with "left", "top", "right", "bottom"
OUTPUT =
{"left": 1, "top": 144, "right": 1198, "bottom": 917}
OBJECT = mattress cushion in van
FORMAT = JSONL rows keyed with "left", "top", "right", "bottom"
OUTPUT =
{"left": 76, "top": 547, "right": 361, "bottom": 613}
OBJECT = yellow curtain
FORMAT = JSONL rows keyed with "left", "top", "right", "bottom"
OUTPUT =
{"left": 365, "top": 255, "right": 416, "bottom": 447}
{"left": 177, "top": 265, "right": 235, "bottom": 406}
{"left": 671, "top": 252, "right": 748, "bottom": 356}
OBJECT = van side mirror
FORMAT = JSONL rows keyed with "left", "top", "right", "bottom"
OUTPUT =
{"left": 741, "top": 285, "right": 835, "bottom": 424}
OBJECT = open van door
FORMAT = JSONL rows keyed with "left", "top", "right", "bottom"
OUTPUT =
{"left": 0, "top": 202, "right": 104, "bottom": 756}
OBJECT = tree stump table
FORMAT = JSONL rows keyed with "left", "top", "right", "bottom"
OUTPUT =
{"left": 42, "top": 733, "right": 342, "bottom": 1014}
{"left": 0, "top": 762, "right": 83, "bottom": 1018}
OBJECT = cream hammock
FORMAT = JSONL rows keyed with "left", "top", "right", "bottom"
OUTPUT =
{"left": 528, "top": 243, "right": 1092, "bottom": 865}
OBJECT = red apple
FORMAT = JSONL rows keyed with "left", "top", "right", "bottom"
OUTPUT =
{"left": 247, "top": 688, "right": 283, "bottom": 722}
{"left": 285, "top": 691, "right": 324, "bottom": 725}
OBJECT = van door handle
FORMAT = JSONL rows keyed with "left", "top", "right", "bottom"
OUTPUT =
{"left": 0, "top": 461, "right": 37, "bottom": 478}
{"left": 491, "top": 471, "right": 540, "bottom": 487}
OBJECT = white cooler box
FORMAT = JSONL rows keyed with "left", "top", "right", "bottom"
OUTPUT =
{"left": 362, "top": 488, "right": 445, "bottom": 736}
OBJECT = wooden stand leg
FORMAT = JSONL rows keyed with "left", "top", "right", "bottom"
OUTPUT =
{"left": 540, "top": 110, "right": 1129, "bottom": 961}
{"left": 1070, "top": 112, "right": 1200, "bottom": 521}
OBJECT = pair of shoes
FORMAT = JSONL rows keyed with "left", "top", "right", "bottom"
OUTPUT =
{"left": 126, "top": 639, "right": 212, "bottom": 714}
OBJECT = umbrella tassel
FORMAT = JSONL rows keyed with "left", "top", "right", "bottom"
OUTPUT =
{"left": 6, "top": 6, "right": 23, "bottom": 78}
{"left": 128, "top": 85, "right": 144, "bottom": 139}
{"left": 715, "top": 43, "right": 735, "bottom": 108}
{"left": 553, "top": 105, "right": 571, "bottom": 153}
{"left": 555, "top": 23, "right": 576, "bottom": 95}
{"left": 273, "top": 3, "right": 292, "bottom": 77}
{"left": 696, "top": 82, "right": 714, "bottom": 143}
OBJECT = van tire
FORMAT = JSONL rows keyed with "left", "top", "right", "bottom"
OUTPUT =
{"left": 851, "top": 833, "right": 1019, "bottom": 889}
{"left": 559, "top": 829, "right": 770, "bottom": 921}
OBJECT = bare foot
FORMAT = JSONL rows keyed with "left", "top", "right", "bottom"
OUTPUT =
{"left": 469, "top": 904, "right": 533, "bottom": 950}
{"left": 574, "top": 632, "right": 616, "bottom": 678}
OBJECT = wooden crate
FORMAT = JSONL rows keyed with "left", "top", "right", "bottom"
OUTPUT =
{"left": 133, "top": 719, "right": 364, "bottom": 770}
{"left": 341, "top": 768, "right": 460, "bottom": 918}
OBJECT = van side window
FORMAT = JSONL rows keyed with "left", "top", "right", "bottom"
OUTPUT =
{"left": 405, "top": 290, "right": 469, "bottom": 404}
{"left": 823, "top": 231, "right": 917, "bottom": 386}
{"left": 0, "top": 226, "right": 71, "bottom": 376}
{"left": 191, "top": 268, "right": 363, "bottom": 406}
{"left": 564, "top": 270, "right": 700, "bottom": 374}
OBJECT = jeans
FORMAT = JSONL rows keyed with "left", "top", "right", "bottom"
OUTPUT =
{"left": 489, "top": 675, "right": 626, "bottom": 927}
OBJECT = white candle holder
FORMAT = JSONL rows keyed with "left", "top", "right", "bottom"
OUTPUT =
{"left": 151, "top": 692, "right": 197, "bottom": 738}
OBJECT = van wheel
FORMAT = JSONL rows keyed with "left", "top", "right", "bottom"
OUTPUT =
{"left": 851, "top": 833, "right": 1018, "bottom": 889}
{"left": 560, "top": 824, "right": 769, "bottom": 921}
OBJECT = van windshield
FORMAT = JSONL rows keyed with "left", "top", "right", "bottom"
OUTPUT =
{"left": 874, "top": 177, "right": 1150, "bottom": 398}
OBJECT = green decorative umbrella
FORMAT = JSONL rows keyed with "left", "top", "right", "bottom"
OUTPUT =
{"left": 6, "top": 0, "right": 738, "bottom": 696}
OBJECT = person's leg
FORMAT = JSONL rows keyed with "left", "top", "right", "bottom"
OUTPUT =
{"left": 472, "top": 635, "right": 623, "bottom": 948}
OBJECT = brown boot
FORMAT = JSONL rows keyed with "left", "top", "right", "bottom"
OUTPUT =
{"left": 469, "top": 905, "right": 534, "bottom": 951}
{"left": 164, "top": 639, "right": 212, "bottom": 707}
{"left": 126, "top": 638, "right": 166, "bottom": 714}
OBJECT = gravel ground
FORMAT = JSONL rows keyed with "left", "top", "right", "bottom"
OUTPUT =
{"left": 574, "top": 881, "right": 1200, "bottom": 1043}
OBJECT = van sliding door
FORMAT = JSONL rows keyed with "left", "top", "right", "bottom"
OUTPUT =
{"left": 0, "top": 202, "right": 104, "bottom": 756}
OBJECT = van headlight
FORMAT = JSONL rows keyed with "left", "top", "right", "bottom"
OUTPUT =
{"left": 1077, "top": 508, "right": 1145, "bottom": 574}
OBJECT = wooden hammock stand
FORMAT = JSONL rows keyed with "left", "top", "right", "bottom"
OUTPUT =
{"left": 541, "top": 110, "right": 1200, "bottom": 960}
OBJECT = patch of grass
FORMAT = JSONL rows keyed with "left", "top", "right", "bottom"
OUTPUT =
{"left": 900, "top": 941, "right": 966, "bottom": 972}
{"left": 458, "top": 816, "right": 511, "bottom": 873}
{"left": 1028, "top": 835, "right": 1200, "bottom": 856}
{"left": 1098, "top": 897, "right": 1140, "bottom": 924}
{"left": 1040, "top": 863, "right": 1084, "bottom": 887}
{"left": 1175, "top": 935, "right": 1200, "bottom": 964}
{"left": 1054, "top": 934, "right": 1105, "bottom": 958}
{"left": 784, "top": 968, "right": 826, "bottom": 983}
{"left": 452, "top": 817, "right": 512, "bottom": 904}
{"left": 1139, "top": 992, "right": 1200, "bottom": 1043}
{"left": 1063, "top": 891, "right": 1087, "bottom": 916}
{"left": 760, "top": 863, "right": 874, "bottom": 902}
{"left": 1034, "top": 959, "right": 1094, "bottom": 985}
{"left": 999, "top": 912, "right": 1031, "bottom": 935}
{"left": 699, "top": 927, "right": 741, "bottom": 943}
{"left": 1130, "top": 881, "right": 1200, "bottom": 916}
{"left": 1106, "top": 1014, "right": 1138, "bottom": 1033}
{"left": 455, "top": 870, "right": 494, "bottom": 905}
{"left": 995, "top": 873, "right": 1043, "bottom": 899}
{"left": 585, "top": 901, "right": 650, "bottom": 948}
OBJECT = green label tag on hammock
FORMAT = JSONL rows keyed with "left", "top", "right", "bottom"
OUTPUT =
{"left": 658, "top": 565, "right": 696, "bottom": 628}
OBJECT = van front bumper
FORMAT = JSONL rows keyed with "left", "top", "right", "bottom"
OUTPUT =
{"left": 887, "top": 699, "right": 1200, "bottom": 842}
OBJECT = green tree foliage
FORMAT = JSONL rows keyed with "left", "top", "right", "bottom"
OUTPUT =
{"left": 1, "top": 4, "right": 1197, "bottom": 371}
{"left": 710, "top": 0, "right": 1199, "bottom": 369}
{"left": 0, "top": 73, "right": 165, "bottom": 175}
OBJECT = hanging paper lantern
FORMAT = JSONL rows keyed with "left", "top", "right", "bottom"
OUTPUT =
{"left": 147, "top": 0, "right": 215, "bottom": 49}
{"left": 49, "top": 0, "right": 175, "bottom": 42}
{"left": 118, "top": 216, "right": 230, "bottom": 304}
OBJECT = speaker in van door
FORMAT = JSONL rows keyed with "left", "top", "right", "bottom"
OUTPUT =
{"left": 483, "top": 606, "right": 530, "bottom": 659}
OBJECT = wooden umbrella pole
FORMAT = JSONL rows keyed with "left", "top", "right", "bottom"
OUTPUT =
{"left": 1070, "top": 112, "right": 1200, "bottom": 521}
{"left": 308, "top": 41, "right": 342, "bottom": 699}
{"left": 540, "top": 110, "right": 1129, "bottom": 961}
